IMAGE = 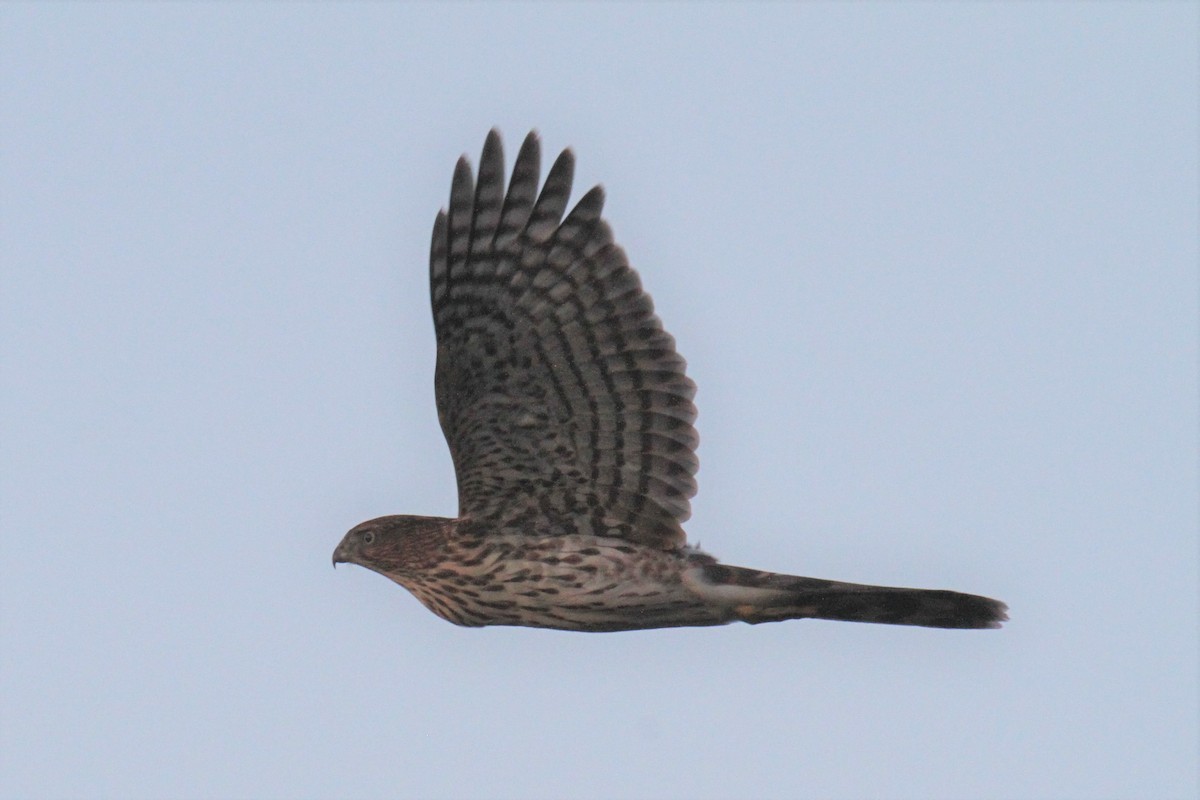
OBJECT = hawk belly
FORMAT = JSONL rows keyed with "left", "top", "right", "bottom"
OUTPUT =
{"left": 395, "top": 535, "right": 730, "bottom": 633}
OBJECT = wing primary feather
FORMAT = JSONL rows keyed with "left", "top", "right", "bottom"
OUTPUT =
{"left": 495, "top": 131, "right": 541, "bottom": 252}
{"left": 553, "top": 185, "right": 606, "bottom": 249}
{"left": 471, "top": 130, "right": 506, "bottom": 256}
{"left": 446, "top": 157, "right": 475, "bottom": 293}
{"left": 525, "top": 147, "right": 575, "bottom": 242}
{"left": 429, "top": 210, "right": 449, "bottom": 316}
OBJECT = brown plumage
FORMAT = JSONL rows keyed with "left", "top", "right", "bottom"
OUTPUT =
{"left": 332, "top": 130, "right": 1007, "bottom": 632}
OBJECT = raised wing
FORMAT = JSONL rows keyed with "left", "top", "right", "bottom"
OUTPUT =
{"left": 428, "top": 130, "right": 698, "bottom": 550}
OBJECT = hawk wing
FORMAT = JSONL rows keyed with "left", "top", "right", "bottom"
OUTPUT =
{"left": 429, "top": 130, "right": 698, "bottom": 550}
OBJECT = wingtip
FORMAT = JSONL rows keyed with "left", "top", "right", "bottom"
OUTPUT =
{"left": 483, "top": 129, "right": 504, "bottom": 159}
{"left": 582, "top": 183, "right": 606, "bottom": 204}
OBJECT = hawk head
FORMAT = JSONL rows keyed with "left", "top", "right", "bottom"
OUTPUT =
{"left": 332, "top": 514, "right": 455, "bottom": 575}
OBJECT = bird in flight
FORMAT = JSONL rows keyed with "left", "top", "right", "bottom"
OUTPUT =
{"left": 333, "top": 130, "right": 1007, "bottom": 632}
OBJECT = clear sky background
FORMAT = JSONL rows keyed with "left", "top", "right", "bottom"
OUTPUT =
{"left": 2, "top": 4, "right": 1196, "bottom": 799}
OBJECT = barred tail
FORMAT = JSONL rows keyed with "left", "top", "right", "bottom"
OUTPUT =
{"left": 695, "top": 563, "right": 1008, "bottom": 629}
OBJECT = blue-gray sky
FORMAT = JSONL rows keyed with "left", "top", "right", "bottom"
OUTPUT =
{"left": 2, "top": 4, "right": 1196, "bottom": 799}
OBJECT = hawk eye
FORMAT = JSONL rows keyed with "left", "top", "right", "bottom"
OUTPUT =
{"left": 362, "top": 531, "right": 376, "bottom": 545}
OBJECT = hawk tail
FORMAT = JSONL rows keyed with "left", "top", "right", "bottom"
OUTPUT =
{"left": 697, "top": 563, "right": 1007, "bottom": 629}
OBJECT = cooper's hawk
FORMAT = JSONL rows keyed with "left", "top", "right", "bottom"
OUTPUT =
{"left": 333, "top": 130, "right": 1007, "bottom": 632}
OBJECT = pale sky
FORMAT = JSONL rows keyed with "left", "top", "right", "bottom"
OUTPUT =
{"left": 2, "top": 4, "right": 1197, "bottom": 799}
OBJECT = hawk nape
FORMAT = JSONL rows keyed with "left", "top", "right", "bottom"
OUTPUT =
{"left": 332, "top": 130, "right": 1007, "bottom": 633}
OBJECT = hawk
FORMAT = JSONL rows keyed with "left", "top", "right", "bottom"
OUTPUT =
{"left": 333, "top": 130, "right": 1007, "bottom": 632}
